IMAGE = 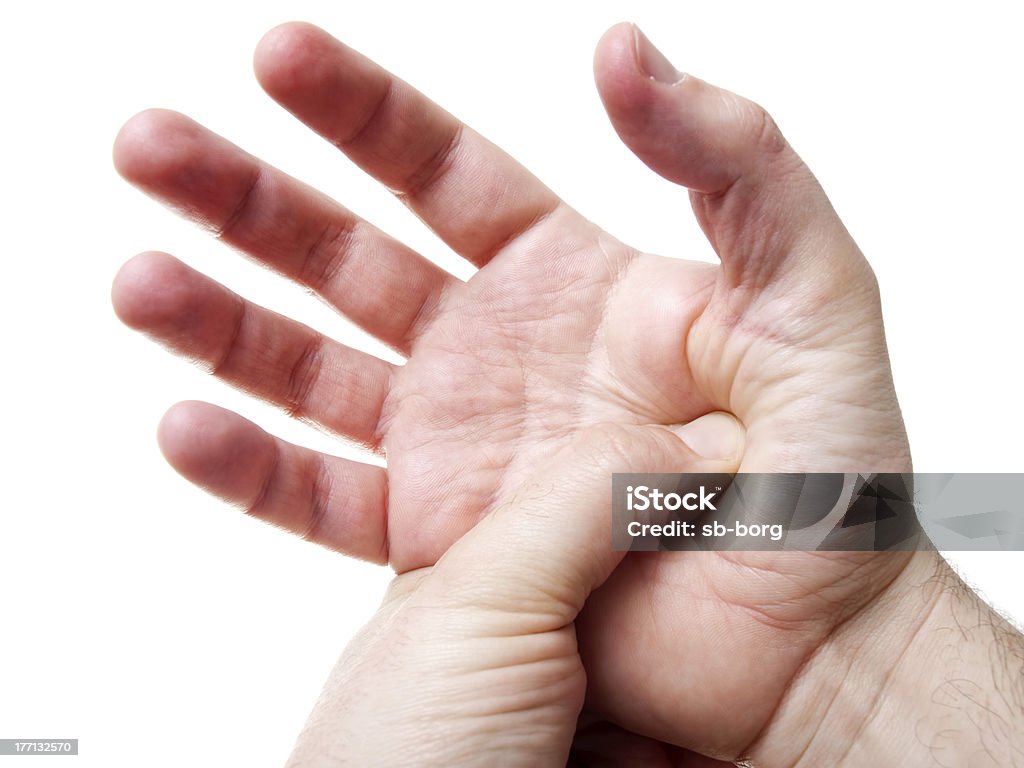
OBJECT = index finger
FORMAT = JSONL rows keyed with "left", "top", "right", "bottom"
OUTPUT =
{"left": 254, "top": 22, "right": 570, "bottom": 267}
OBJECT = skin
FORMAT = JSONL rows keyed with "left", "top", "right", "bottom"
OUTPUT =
{"left": 112, "top": 21, "right": 1023, "bottom": 765}
{"left": 285, "top": 420, "right": 741, "bottom": 767}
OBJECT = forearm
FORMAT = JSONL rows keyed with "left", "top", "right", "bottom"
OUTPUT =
{"left": 905, "top": 562, "right": 1024, "bottom": 767}
{"left": 752, "top": 551, "right": 1024, "bottom": 767}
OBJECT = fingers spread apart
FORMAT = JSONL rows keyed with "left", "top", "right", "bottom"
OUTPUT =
{"left": 113, "top": 110, "right": 451, "bottom": 355}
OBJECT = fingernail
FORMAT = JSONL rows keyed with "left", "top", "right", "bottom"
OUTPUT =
{"left": 633, "top": 24, "right": 684, "bottom": 85}
{"left": 672, "top": 412, "right": 744, "bottom": 460}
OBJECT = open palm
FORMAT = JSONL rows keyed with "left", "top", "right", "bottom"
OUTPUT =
{"left": 114, "top": 22, "right": 915, "bottom": 762}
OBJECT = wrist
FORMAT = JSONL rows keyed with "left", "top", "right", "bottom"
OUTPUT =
{"left": 750, "top": 550, "right": 1024, "bottom": 767}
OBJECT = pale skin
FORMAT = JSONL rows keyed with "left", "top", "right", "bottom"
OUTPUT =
{"left": 284, "top": 420, "right": 742, "bottom": 767}
{"left": 112, "top": 21, "right": 1024, "bottom": 766}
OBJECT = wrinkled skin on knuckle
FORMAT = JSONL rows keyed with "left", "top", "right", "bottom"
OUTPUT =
{"left": 748, "top": 100, "right": 788, "bottom": 160}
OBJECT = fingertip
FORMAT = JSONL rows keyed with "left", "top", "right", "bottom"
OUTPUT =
{"left": 669, "top": 412, "right": 745, "bottom": 464}
{"left": 594, "top": 24, "right": 776, "bottom": 194}
{"left": 593, "top": 22, "right": 654, "bottom": 120}
{"left": 253, "top": 21, "right": 333, "bottom": 99}
{"left": 112, "top": 108, "right": 194, "bottom": 183}
{"left": 596, "top": 25, "right": 854, "bottom": 290}
{"left": 156, "top": 400, "right": 229, "bottom": 474}
{"left": 594, "top": 24, "right": 730, "bottom": 192}
{"left": 110, "top": 251, "right": 186, "bottom": 329}
{"left": 157, "top": 401, "right": 275, "bottom": 505}
{"left": 593, "top": 21, "right": 636, "bottom": 80}
{"left": 113, "top": 108, "right": 253, "bottom": 232}
{"left": 253, "top": 22, "right": 386, "bottom": 147}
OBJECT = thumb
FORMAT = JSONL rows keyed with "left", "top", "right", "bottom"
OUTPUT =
{"left": 593, "top": 22, "right": 870, "bottom": 294}
{"left": 426, "top": 413, "right": 744, "bottom": 631}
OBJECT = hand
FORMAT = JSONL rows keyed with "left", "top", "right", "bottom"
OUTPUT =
{"left": 287, "top": 422, "right": 739, "bottom": 767}
{"left": 113, "top": 21, "right": 958, "bottom": 763}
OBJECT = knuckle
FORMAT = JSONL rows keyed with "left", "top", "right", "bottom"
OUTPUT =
{"left": 399, "top": 123, "right": 464, "bottom": 199}
{"left": 214, "top": 164, "right": 262, "bottom": 240}
{"left": 827, "top": 251, "right": 883, "bottom": 307}
{"left": 854, "top": 261, "right": 883, "bottom": 312}
{"left": 300, "top": 456, "right": 332, "bottom": 544}
{"left": 209, "top": 299, "right": 248, "bottom": 377}
{"left": 299, "top": 221, "right": 358, "bottom": 291}
{"left": 748, "top": 101, "right": 787, "bottom": 157}
{"left": 284, "top": 333, "right": 325, "bottom": 418}
{"left": 245, "top": 441, "right": 281, "bottom": 520}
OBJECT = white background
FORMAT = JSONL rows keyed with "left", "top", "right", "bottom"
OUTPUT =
{"left": 2, "top": 1, "right": 1022, "bottom": 765}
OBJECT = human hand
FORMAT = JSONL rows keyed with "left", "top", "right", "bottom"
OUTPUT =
{"left": 286, "top": 421, "right": 740, "bottom": 767}
{"left": 112, "top": 21, "right": 906, "bottom": 565}
{"left": 111, "top": 21, "right": 991, "bottom": 764}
